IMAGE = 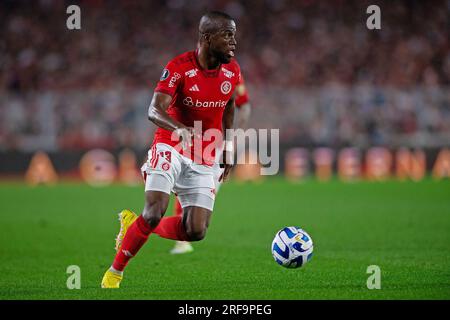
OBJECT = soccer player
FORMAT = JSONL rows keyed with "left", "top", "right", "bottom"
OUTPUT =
{"left": 170, "top": 75, "right": 251, "bottom": 254}
{"left": 120, "top": 78, "right": 251, "bottom": 255}
{"left": 101, "top": 11, "right": 241, "bottom": 288}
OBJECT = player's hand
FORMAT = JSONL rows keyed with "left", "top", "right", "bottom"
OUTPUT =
{"left": 174, "top": 127, "right": 197, "bottom": 150}
{"left": 219, "top": 149, "right": 234, "bottom": 182}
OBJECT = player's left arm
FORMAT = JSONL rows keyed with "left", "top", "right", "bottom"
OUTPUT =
{"left": 236, "top": 102, "right": 251, "bottom": 129}
{"left": 234, "top": 73, "right": 251, "bottom": 129}
{"left": 219, "top": 93, "right": 235, "bottom": 182}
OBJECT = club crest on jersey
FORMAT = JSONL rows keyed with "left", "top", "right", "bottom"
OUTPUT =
{"left": 221, "top": 67, "right": 235, "bottom": 79}
{"left": 160, "top": 69, "right": 170, "bottom": 81}
{"left": 185, "top": 68, "right": 198, "bottom": 78}
{"left": 220, "top": 81, "right": 232, "bottom": 95}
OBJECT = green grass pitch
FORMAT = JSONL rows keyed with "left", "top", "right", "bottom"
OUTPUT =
{"left": 0, "top": 178, "right": 449, "bottom": 300}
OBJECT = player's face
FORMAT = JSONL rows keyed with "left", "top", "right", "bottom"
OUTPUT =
{"left": 209, "top": 20, "right": 237, "bottom": 64}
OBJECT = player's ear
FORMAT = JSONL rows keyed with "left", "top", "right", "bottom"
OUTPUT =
{"left": 203, "top": 33, "right": 211, "bottom": 44}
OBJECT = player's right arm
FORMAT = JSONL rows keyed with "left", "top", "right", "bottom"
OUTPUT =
{"left": 148, "top": 62, "right": 195, "bottom": 149}
{"left": 148, "top": 92, "right": 195, "bottom": 150}
{"left": 148, "top": 92, "right": 184, "bottom": 131}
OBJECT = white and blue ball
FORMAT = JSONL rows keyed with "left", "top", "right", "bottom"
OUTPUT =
{"left": 271, "top": 227, "right": 313, "bottom": 268}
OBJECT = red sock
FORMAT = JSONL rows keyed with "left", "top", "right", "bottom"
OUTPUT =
{"left": 153, "top": 215, "right": 189, "bottom": 241}
{"left": 174, "top": 198, "right": 183, "bottom": 217}
{"left": 112, "top": 215, "right": 153, "bottom": 271}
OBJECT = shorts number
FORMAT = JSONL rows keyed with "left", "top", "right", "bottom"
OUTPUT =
{"left": 159, "top": 151, "right": 172, "bottom": 163}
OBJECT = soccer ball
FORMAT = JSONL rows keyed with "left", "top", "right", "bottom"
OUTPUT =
{"left": 271, "top": 226, "right": 314, "bottom": 268}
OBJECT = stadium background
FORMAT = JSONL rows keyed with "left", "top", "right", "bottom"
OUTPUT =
{"left": 0, "top": 0, "right": 449, "bottom": 300}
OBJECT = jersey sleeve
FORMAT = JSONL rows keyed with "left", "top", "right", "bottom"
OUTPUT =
{"left": 154, "top": 60, "right": 184, "bottom": 97}
{"left": 235, "top": 73, "right": 250, "bottom": 108}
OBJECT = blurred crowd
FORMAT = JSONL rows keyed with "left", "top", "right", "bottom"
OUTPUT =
{"left": 0, "top": 0, "right": 449, "bottom": 151}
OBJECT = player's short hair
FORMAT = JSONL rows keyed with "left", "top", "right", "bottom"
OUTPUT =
{"left": 203, "top": 11, "right": 234, "bottom": 22}
{"left": 199, "top": 11, "right": 234, "bottom": 37}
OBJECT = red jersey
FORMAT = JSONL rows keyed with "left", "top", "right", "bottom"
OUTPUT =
{"left": 153, "top": 50, "right": 241, "bottom": 165}
{"left": 235, "top": 74, "right": 250, "bottom": 108}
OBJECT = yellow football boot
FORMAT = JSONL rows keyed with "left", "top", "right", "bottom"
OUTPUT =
{"left": 115, "top": 209, "right": 138, "bottom": 252}
{"left": 101, "top": 269, "right": 123, "bottom": 288}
